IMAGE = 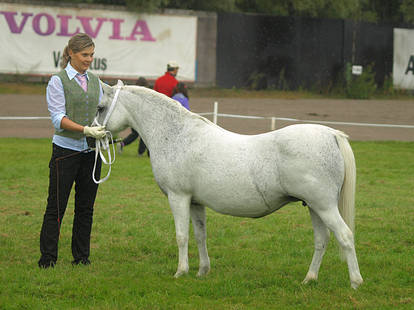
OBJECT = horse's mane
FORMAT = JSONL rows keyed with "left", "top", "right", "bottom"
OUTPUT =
{"left": 123, "top": 85, "right": 217, "bottom": 127}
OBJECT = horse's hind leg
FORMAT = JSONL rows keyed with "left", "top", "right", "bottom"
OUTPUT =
{"left": 314, "top": 206, "right": 363, "bottom": 289}
{"left": 302, "top": 208, "right": 330, "bottom": 284}
{"left": 168, "top": 193, "right": 191, "bottom": 278}
{"left": 190, "top": 204, "right": 210, "bottom": 277}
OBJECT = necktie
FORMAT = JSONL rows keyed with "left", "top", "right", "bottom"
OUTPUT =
{"left": 76, "top": 74, "right": 88, "bottom": 92}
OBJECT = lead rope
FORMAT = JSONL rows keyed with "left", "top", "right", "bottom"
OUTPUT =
{"left": 92, "top": 80, "right": 123, "bottom": 184}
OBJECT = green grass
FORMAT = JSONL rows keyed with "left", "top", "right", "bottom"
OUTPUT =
{"left": 0, "top": 82, "right": 46, "bottom": 95}
{"left": 0, "top": 139, "right": 413, "bottom": 309}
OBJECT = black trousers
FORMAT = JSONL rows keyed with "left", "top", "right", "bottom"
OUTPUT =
{"left": 123, "top": 128, "right": 148, "bottom": 155}
{"left": 39, "top": 144, "right": 101, "bottom": 262}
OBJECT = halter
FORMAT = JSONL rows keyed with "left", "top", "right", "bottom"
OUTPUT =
{"left": 92, "top": 80, "right": 123, "bottom": 184}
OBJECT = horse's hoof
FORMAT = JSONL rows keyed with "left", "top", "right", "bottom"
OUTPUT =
{"left": 196, "top": 266, "right": 210, "bottom": 277}
{"left": 351, "top": 277, "right": 363, "bottom": 289}
{"left": 302, "top": 278, "right": 317, "bottom": 285}
{"left": 174, "top": 269, "right": 188, "bottom": 278}
{"left": 302, "top": 272, "right": 318, "bottom": 284}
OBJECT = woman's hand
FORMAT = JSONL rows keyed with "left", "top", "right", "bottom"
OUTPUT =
{"left": 83, "top": 126, "right": 106, "bottom": 139}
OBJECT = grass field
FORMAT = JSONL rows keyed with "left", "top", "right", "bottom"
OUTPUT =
{"left": 0, "top": 138, "right": 413, "bottom": 309}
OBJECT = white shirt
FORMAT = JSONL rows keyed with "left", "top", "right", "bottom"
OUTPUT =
{"left": 46, "top": 63, "right": 103, "bottom": 151}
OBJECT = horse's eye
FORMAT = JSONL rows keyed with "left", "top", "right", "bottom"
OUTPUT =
{"left": 97, "top": 105, "right": 105, "bottom": 113}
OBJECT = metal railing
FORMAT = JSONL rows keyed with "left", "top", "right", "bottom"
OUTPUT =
{"left": 2, "top": 101, "right": 414, "bottom": 130}
{"left": 198, "top": 102, "right": 414, "bottom": 130}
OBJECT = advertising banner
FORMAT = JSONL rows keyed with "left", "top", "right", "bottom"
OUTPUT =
{"left": 393, "top": 28, "right": 414, "bottom": 89}
{"left": 0, "top": 3, "right": 197, "bottom": 81}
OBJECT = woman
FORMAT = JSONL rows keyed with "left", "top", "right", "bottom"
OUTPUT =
{"left": 171, "top": 82, "right": 190, "bottom": 110}
{"left": 38, "top": 33, "right": 105, "bottom": 268}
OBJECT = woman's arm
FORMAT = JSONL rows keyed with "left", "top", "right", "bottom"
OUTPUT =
{"left": 60, "top": 116, "right": 84, "bottom": 133}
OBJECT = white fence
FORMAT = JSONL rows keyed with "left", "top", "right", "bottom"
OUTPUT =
{"left": 198, "top": 101, "right": 414, "bottom": 130}
{"left": 1, "top": 101, "right": 414, "bottom": 129}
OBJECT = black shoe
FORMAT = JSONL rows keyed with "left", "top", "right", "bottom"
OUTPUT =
{"left": 71, "top": 258, "right": 91, "bottom": 266}
{"left": 38, "top": 259, "right": 56, "bottom": 269}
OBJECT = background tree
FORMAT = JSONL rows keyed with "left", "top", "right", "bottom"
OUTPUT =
{"left": 401, "top": 0, "right": 414, "bottom": 23}
{"left": 164, "top": 0, "right": 236, "bottom": 12}
{"left": 43, "top": 0, "right": 413, "bottom": 25}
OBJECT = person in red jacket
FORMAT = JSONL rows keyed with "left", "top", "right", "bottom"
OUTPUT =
{"left": 154, "top": 61, "right": 179, "bottom": 97}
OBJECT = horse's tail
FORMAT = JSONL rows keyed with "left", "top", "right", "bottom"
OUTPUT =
{"left": 334, "top": 130, "right": 356, "bottom": 260}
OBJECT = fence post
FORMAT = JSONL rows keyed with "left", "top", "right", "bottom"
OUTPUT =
{"left": 213, "top": 101, "right": 218, "bottom": 124}
{"left": 271, "top": 117, "right": 276, "bottom": 131}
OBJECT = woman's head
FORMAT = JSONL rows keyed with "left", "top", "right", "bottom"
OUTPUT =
{"left": 61, "top": 33, "right": 95, "bottom": 73}
{"left": 172, "top": 82, "right": 189, "bottom": 99}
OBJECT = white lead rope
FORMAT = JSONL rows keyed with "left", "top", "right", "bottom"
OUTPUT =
{"left": 92, "top": 80, "right": 123, "bottom": 184}
{"left": 92, "top": 131, "right": 116, "bottom": 184}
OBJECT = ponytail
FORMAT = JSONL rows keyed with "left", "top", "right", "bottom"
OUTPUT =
{"left": 61, "top": 46, "right": 70, "bottom": 69}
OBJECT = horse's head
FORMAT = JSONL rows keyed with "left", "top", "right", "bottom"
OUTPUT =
{"left": 95, "top": 80, "right": 128, "bottom": 135}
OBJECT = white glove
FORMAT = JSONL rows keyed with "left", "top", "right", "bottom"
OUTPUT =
{"left": 83, "top": 126, "right": 106, "bottom": 139}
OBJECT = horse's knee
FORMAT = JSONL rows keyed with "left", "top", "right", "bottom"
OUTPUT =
{"left": 315, "top": 232, "right": 329, "bottom": 245}
{"left": 176, "top": 234, "right": 188, "bottom": 247}
{"left": 314, "top": 242, "right": 327, "bottom": 252}
{"left": 313, "top": 228, "right": 329, "bottom": 249}
{"left": 194, "top": 231, "right": 206, "bottom": 243}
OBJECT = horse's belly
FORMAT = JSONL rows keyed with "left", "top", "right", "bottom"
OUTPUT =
{"left": 190, "top": 164, "right": 287, "bottom": 217}
{"left": 208, "top": 204, "right": 275, "bottom": 218}
{"left": 194, "top": 192, "right": 286, "bottom": 218}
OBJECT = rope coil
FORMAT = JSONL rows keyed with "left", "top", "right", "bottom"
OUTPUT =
{"left": 92, "top": 80, "right": 123, "bottom": 184}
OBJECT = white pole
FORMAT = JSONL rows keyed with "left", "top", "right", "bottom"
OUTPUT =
{"left": 271, "top": 117, "right": 276, "bottom": 131}
{"left": 213, "top": 101, "right": 218, "bottom": 124}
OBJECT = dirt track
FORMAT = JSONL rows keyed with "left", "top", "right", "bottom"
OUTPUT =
{"left": 0, "top": 94, "right": 413, "bottom": 141}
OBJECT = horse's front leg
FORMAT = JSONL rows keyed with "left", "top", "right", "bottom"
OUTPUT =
{"left": 190, "top": 204, "right": 210, "bottom": 277}
{"left": 168, "top": 193, "right": 191, "bottom": 278}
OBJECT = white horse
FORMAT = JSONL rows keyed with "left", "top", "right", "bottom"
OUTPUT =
{"left": 96, "top": 81, "right": 363, "bottom": 289}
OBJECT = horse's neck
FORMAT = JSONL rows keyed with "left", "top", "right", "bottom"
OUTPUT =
{"left": 125, "top": 91, "right": 185, "bottom": 151}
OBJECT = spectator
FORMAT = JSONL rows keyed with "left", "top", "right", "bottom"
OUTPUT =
{"left": 118, "top": 77, "right": 149, "bottom": 156}
{"left": 172, "top": 82, "right": 190, "bottom": 110}
{"left": 153, "top": 61, "right": 179, "bottom": 97}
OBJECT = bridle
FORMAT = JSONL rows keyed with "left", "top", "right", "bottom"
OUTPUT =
{"left": 92, "top": 80, "right": 123, "bottom": 184}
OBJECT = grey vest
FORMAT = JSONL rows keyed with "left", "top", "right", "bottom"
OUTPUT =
{"left": 55, "top": 70, "right": 100, "bottom": 140}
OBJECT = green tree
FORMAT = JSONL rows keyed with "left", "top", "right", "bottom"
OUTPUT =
{"left": 42, "top": 0, "right": 411, "bottom": 24}
{"left": 401, "top": 0, "right": 414, "bottom": 23}
{"left": 291, "top": 0, "right": 362, "bottom": 19}
{"left": 166, "top": 0, "right": 236, "bottom": 11}
{"left": 234, "top": 0, "right": 367, "bottom": 20}
{"left": 125, "top": 0, "right": 169, "bottom": 12}
{"left": 235, "top": 0, "right": 292, "bottom": 16}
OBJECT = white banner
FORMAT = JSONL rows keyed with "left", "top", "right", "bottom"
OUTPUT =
{"left": 0, "top": 3, "right": 197, "bottom": 81}
{"left": 393, "top": 28, "right": 414, "bottom": 89}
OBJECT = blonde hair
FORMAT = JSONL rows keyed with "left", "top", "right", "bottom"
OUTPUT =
{"left": 61, "top": 33, "right": 95, "bottom": 69}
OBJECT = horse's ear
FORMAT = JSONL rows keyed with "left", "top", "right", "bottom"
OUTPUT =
{"left": 101, "top": 81, "right": 111, "bottom": 94}
{"left": 117, "top": 80, "right": 124, "bottom": 87}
